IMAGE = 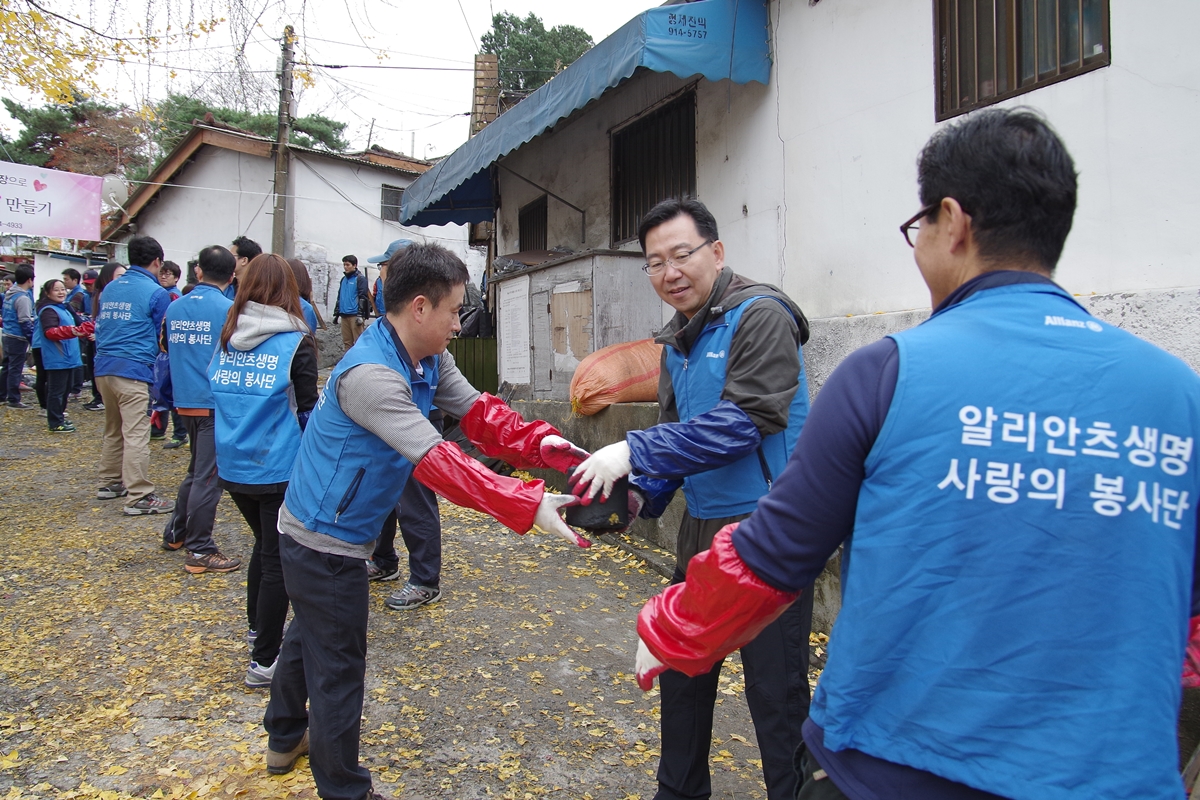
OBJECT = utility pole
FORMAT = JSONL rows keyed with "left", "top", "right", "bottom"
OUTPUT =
{"left": 366, "top": 118, "right": 375, "bottom": 150}
{"left": 272, "top": 25, "right": 295, "bottom": 256}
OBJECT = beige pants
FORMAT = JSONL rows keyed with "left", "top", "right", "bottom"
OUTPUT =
{"left": 95, "top": 375, "right": 154, "bottom": 503}
{"left": 340, "top": 315, "right": 365, "bottom": 351}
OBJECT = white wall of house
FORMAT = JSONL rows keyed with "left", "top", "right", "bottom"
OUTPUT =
{"left": 126, "top": 147, "right": 484, "bottom": 318}
{"left": 493, "top": 0, "right": 1200, "bottom": 376}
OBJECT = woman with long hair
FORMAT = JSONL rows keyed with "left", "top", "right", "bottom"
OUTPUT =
{"left": 285, "top": 258, "right": 323, "bottom": 334}
{"left": 83, "top": 263, "right": 126, "bottom": 411}
{"left": 208, "top": 253, "right": 318, "bottom": 688}
{"left": 33, "top": 279, "right": 92, "bottom": 432}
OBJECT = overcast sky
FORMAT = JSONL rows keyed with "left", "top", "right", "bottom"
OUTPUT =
{"left": 4, "top": 0, "right": 659, "bottom": 164}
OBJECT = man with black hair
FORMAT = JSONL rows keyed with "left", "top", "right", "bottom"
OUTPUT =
{"left": 573, "top": 197, "right": 814, "bottom": 800}
{"left": 227, "top": 236, "right": 262, "bottom": 300}
{"left": 160, "top": 245, "right": 240, "bottom": 573}
{"left": 0, "top": 264, "right": 36, "bottom": 409}
{"left": 333, "top": 254, "right": 370, "bottom": 351}
{"left": 94, "top": 236, "right": 175, "bottom": 515}
{"left": 263, "top": 242, "right": 589, "bottom": 800}
{"left": 633, "top": 109, "right": 1200, "bottom": 800}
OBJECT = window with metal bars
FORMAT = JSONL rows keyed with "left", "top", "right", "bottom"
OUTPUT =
{"left": 519, "top": 195, "right": 548, "bottom": 252}
{"left": 381, "top": 184, "right": 404, "bottom": 222}
{"left": 936, "top": 0, "right": 1110, "bottom": 120}
{"left": 611, "top": 92, "right": 696, "bottom": 245}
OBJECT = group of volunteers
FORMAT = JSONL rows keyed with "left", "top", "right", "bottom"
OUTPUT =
{"left": 4, "top": 106, "right": 1197, "bottom": 800}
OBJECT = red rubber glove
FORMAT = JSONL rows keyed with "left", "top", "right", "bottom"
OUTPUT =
{"left": 413, "top": 440, "right": 589, "bottom": 548}
{"left": 44, "top": 325, "right": 80, "bottom": 341}
{"left": 539, "top": 434, "right": 590, "bottom": 474}
{"left": 459, "top": 393, "right": 563, "bottom": 470}
{"left": 1184, "top": 616, "right": 1200, "bottom": 688}
{"left": 636, "top": 524, "right": 799, "bottom": 690}
{"left": 78, "top": 320, "right": 96, "bottom": 336}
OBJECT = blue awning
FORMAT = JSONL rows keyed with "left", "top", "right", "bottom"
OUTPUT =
{"left": 400, "top": 0, "right": 770, "bottom": 227}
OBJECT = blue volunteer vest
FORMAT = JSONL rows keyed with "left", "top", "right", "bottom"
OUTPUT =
{"left": 222, "top": 283, "right": 237, "bottom": 300}
{"left": 374, "top": 277, "right": 385, "bottom": 316}
{"left": 284, "top": 320, "right": 439, "bottom": 544}
{"left": 33, "top": 304, "right": 81, "bottom": 370}
{"left": 207, "top": 331, "right": 305, "bottom": 485}
{"left": 94, "top": 266, "right": 167, "bottom": 383}
{"left": 811, "top": 283, "right": 1200, "bottom": 799}
{"left": 299, "top": 297, "right": 318, "bottom": 334}
{"left": 2, "top": 288, "right": 32, "bottom": 337}
{"left": 165, "top": 284, "right": 233, "bottom": 410}
{"left": 664, "top": 296, "right": 809, "bottom": 518}
{"left": 64, "top": 284, "right": 86, "bottom": 311}
{"left": 338, "top": 272, "right": 361, "bottom": 315}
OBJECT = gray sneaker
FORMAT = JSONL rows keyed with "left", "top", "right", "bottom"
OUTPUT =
{"left": 97, "top": 482, "right": 128, "bottom": 500}
{"left": 123, "top": 493, "right": 175, "bottom": 516}
{"left": 245, "top": 660, "right": 276, "bottom": 688}
{"left": 366, "top": 560, "right": 400, "bottom": 581}
{"left": 385, "top": 582, "right": 442, "bottom": 611}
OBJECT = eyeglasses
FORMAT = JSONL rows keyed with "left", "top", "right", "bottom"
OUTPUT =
{"left": 642, "top": 240, "right": 713, "bottom": 276}
{"left": 899, "top": 203, "right": 939, "bottom": 247}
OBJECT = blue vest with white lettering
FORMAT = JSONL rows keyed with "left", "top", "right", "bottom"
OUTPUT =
{"left": 207, "top": 331, "right": 305, "bottom": 485}
{"left": 284, "top": 320, "right": 439, "bottom": 544}
{"left": 94, "top": 266, "right": 167, "bottom": 383}
{"left": 338, "top": 272, "right": 361, "bottom": 316}
{"left": 33, "top": 304, "right": 81, "bottom": 370}
{"left": 2, "top": 288, "right": 32, "bottom": 337}
{"left": 64, "top": 284, "right": 86, "bottom": 312}
{"left": 664, "top": 296, "right": 809, "bottom": 518}
{"left": 811, "top": 283, "right": 1200, "bottom": 800}
{"left": 165, "top": 284, "right": 233, "bottom": 410}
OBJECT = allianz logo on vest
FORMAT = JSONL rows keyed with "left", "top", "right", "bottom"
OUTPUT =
{"left": 705, "top": 349, "right": 727, "bottom": 359}
{"left": 1045, "top": 315, "right": 1103, "bottom": 332}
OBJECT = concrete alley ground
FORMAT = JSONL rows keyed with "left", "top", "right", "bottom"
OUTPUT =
{"left": 0, "top": 394, "right": 813, "bottom": 799}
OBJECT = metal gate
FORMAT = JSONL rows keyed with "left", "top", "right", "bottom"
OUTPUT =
{"left": 447, "top": 337, "right": 498, "bottom": 395}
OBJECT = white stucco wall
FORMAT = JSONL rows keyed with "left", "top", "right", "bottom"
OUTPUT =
{"left": 777, "top": 0, "right": 1200, "bottom": 319}
{"left": 127, "top": 147, "right": 483, "bottom": 318}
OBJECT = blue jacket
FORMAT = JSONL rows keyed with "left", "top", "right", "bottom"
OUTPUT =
{"left": 33, "top": 304, "right": 81, "bottom": 370}
{"left": 374, "top": 277, "right": 385, "bottom": 316}
{"left": 222, "top": 282, "right": 237, "bottom": 301}
{"left": 94, "top": 265, "right": 171, "bottom": 384}
{"left": 2, "top": 287, "right": 33, "bottom": 339}
{"left": 164, "top": 284, "right": 233, "bottom": 410}
{"left": 209, "top": 330, "right": 306, "bottom": 486}
{"left": 336, "top": 271, "right": 368, "bottom": 317}
{"left": 285, "top": 319, "right": 438, "bottom": 544}
{"left": 808, "top": 283, "right": 1200, "bottom": 799}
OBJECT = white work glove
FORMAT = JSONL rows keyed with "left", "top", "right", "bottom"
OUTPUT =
{"left": 571, "top": 440, "right": 632, "bottom": 502}
{"left": 635, "top": 636, "right": 667, "bottom": 691}
{"left": 533, "top": 491, "right": 591, "bottom": 549}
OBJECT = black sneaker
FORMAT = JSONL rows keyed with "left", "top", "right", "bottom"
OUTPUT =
{"left": 83, "top": 401, "right": 104, "bottom": 411}
{"left": 48, "top": 423, "right": 76, "bottom": 433}
{"left": 97, "top": 482, "right": 128, "bottom": 500}
{"left": 163, "top": 437, "right": 188, "bottom": 450}
{"left": 6, "top": 401, "right": 32, "bottom": 410}
{"left": 149, "top": 431, "right": 166, "bottom": 441}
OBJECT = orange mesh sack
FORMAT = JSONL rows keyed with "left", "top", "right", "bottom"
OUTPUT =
{"left": 570, "top": 339, "right": 663, "bottom": 416}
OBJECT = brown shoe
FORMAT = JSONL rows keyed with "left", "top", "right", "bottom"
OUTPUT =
{"left": 266, "top": 729, "right": 309, "bottom": 775}
{"left": 184, "top": 551, "right": 241, "bottom": 574}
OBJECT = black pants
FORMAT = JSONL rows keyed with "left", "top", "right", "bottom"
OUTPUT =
{"left": 151, "top": 408, "right": 186, "bottom": 439}
{"left": 162, "top": 416, "right": 221, "bottom": 554}
{"left": 371, "top": 477, "right": 442, "bottom": 586}
{"left": 84, "top": 340, "right": 101, "bottom": 403}
{"left": 31, "top": 348, "right": 45, "bottom": 409}
{"left": 655, "top": 570, "right": 814, "bottom": 800}
{"left": 265, "top": 535, "right": 373, "bottom": 800}
{"left": 229, "top": 489, "right": 289, "bottom": 667}
{"left": 46, "top": 368, "right": 74, "bottom": 428}
{"left": 0, "top": 334, "right": 27, "bottom": 403}
{"left": 793, "top": 743, "right": 848, "bottom": 800}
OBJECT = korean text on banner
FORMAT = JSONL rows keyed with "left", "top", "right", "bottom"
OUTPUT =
{"left": 0, "top": 162, "right": 102, "bottom": 240}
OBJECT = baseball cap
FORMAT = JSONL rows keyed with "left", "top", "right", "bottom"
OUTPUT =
{"left": 82, "top": 269, "right": 99, "bottom": 284}
{"left": 367, "top": 239, "right": 414, "bottom": 264}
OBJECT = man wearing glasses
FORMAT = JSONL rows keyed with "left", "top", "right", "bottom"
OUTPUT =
{"left": 631, "top": 109, "right": 1200, "bottom": 799}
{"left": 572, "top": 197, "right": 815, "bottom": 800}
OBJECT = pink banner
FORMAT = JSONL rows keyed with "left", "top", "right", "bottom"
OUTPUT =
{"left": 0, "top": 162, "right": 102, "bottom": 240}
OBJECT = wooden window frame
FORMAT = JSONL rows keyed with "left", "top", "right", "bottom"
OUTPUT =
{"left": 935, "top": 0, "right": 1110, "bottom": 121}
{"left": 381, "top": 184, "right": 404, "bottom": 222}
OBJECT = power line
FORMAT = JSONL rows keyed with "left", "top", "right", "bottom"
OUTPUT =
{"left": 455, "top": 0, "right": 479, "bottom": 52}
